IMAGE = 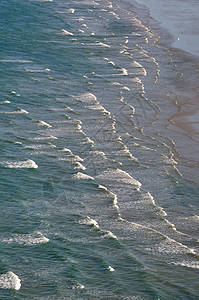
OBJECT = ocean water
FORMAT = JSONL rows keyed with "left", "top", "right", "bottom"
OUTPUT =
{"left": 0, "top": 0, "right": 199, "bottom": 299}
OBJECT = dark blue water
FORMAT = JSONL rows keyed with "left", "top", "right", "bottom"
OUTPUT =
{"left": 0, "top": 0, "right": 199, "bottom": 299}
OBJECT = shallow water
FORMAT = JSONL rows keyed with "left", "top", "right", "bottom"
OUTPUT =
{"left": 132, "top": 0, "right": 199, "bottom": 56}
{"left": 0, "top": 0, "right": 199, "bottom": 299}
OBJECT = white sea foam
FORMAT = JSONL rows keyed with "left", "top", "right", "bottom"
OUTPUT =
{"left": 122, "top": 145, "right": 138, "bottom": 161}
{"left": 108, "top": 266, "right": 115, "bottom": 272}
{"left": 103, "top": 57, "right": 115, "bottom": 65}
{"left": 60, "top": 29, "right": 74, "bottom": 36}
{"left": 37, "top": 120, "right": 52, "bottom": 128}
{"left": 0, "top": 272, "right": 21, "bottom": 290}
{"left": 103, "top": 231, "right": 118, "bottom": 240}
{"left": 2, "top": 159, "right": 38, "bottom": 169}
{"left": 98, "top": 184, "right": 108, "bottom": 192}
{"left": 26, "top": 68, "right": 50, "bottom": 73}
{"left": 96, "top": 42, "right": 110, "bottom": 48}
{"left": 74, "top": 162, "right": 86, "bottom": 170}
{"left": 147, "top": 237, "right": 195, "bottom": 255}
{"left": 24, "top": 144, "right": 55, "bottom": 150}
{"left": 79, "top": 216, "right": 99, "bottom": 228}
{"left": 162, "top": 156, "right": 178, "bottom": 165}
{"left": 109, "top": 11, "right": 120, "bottom": 19}
{"left": 121, "top": 68, "right": 128, "bottom": 76}
{"left": 96, "top": 169, "right": 141, "bottom": 188}
{"left": 34, "top": 135, "right": 57, "bottom": 140}
{"left": 3, "top": 232, "right": 49, "bottom": 246}
{"left": 122, "top": 86, "right": 130, "bottom": 91}
{"left": 0, "top": 100, "right": 10, "bottom": 104}
{"left": 0, "top": 59, "right": 32, "bottom": 63}
{"left": 68, "top": 8, "right": 75, "bottom": 13}
{"left": 11, "top": 91, "right": 20, "bottom": 96}
{"left": 2, "top": 109, "right": 29, "bottom": 114}
{"left": 111, "top": 82, "right": 123, "bottom": 87}
{"left": 60, "top": 148, "right": 72, "bottom": 154}
{"left": 59, "top": 149, "right": 84, "bottom": 162}
{"left": 86, "top": 103, "right": 111, "bottom": 116}
{"left": 131, "top": 60, "right": 143, "bottom": 68}
{"left": 73, "top": 172, "right": 94, "bottom": 180}
{"left": 92, "top": 150, "right": 106, "bottom": 157}
{"left": 170, "top": 261, "right": 199, "bottom": 269}
{"left": 143, "top": 192, "right": 167, "bottom": 217}
{"left": 111, "top": 82, "right": 130, "bottom": 91}
{"left": 77, "top": 17, "right": 84, "bottom": 22}
{"left": 84, "top": 137, "right": 94, "bottom": 145}
{"left": 14, "top": 141, "right": 22, "bottom": 145}
{"left": 73, "top": 155, "right": 84, "bottom": 162}
{"left": 72, "top": 283, "right": 85, "bottom": 289}
{"left": 75, "top": 92, "right": 97, "bottom": 103}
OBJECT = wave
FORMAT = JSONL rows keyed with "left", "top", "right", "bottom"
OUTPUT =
{"left": 79, "top": 216, "right": 99, "bottom": 228}
{"left": 37, "top": 120, "right": 52, "bottom": 128}
{"left": 2, "top": 159, "right": 38, "bottom": 169}
{"left": 2, "top": 231, "right": 49, "bottom": 246}
{"left": 96, "top": 168, "right": 141, "bottom": 189}
{"left": 60, "top": 29, "right": 74, "bottom": 36}
{"left": 108, "top": 266, "right": 115, "bottom": 272}
{"left": 0, "top": 100, "right": 10, "bottom": 104}
{"left": 0, "top": 272, "right": 21, "bottom": 290}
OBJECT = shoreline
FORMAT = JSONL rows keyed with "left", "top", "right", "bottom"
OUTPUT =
{"left": 132, "top": 0, "right": 199, "bottom": 57}
{"left": 120, "top": 0, "right": 199, "bottom": 182}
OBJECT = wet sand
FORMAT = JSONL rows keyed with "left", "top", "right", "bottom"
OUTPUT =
{"left": 130, "top": 0, "right": 199, "bottom": 182}
{"left": 133, "top": 0, "right": 199, "bottom": 57}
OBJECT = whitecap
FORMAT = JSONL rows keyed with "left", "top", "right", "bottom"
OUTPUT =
{"left": 121, "top": 68, "right": 128, "bottom": 76}
{"left": 73, "top": 155, "right": 84, "bottom": 162}
{"left": 11, "top": 91, "right": 20, "bottom": 96}
{"left": 60, "top": 29, "right": 73, "bottom": 36}
{"left": 26, "top": 68, "right": 50, "bottom": 73}
{"left": 14, "top": 141, "right": 22, "bottom": 145}
{"left": 96, "top": 169, "right": 141, "bottom": 188}
{"left": 2, "top": 159, "right": 38, "bottom": 169}
{"left": 17, "top": 109, "right": 29, "bottom": 114}
{"left": 37, "top": 120, "right": 52, "bottom": 128}
{"left": 122, "top": 86, "right": 130, "bottom": 91}
{"left": 83, "top": 136, "right": 94, "bottom": 145}
{"left": 74, "top": 162, "right": 86, "bottom": 170}
{"left": 97, "top": 42, "right": 110, "bottom": 48}
{"left": 108, "top": 266, "right": 115, "bottom": 272}
{"left": 103, "top": 231, "right": 118, "bottom": 240}
{"left": 0, "top": 272, "right": 21, "bottom": 290}
{"left": 34, "top": 135, "right": 57, "bottom": 140}
{"left": 0, "top": 100, "right": 10, "bottom": 104}
{"left": 147, "top": 237, "right": 195, "bottom": 255}
{"left": 73, "top": 172, "right": 94, "bottom": 180}
{"left": 98, "top": 184, "right": 108, "bottom": 191}
{"left": 68, "top": 8, "right": 75, "bottom": 13}
{"left": 170, "top": 261, "right": 199, "bottom": 269}
{"left": 109, "top": 11, "right": 120, "bottom": 19}
{"left": 75, "top": 92, "right": 97, "bottom": 103}
{"left": 1, "top": 109, "right": 28, "bottom": 114}
{"left": 60, "top": 148, "right": 72, "bottom": 154}
{"left": 2, "top": 232, "right": 49, "bottom": 246}
{"left": 79, "top": 216, "right": 99, "bottom": 228}
{"left": 72, "top": 283, "right": 85, "bottom": 289}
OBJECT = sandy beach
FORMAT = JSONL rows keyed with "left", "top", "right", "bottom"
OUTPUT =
{"left": 133, "top": 0, "right": 199, "bottom": 57}
{"left": 131, "top": 0, "right": 199, "bottom": 181}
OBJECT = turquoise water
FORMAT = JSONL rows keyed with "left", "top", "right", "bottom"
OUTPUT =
{"left": 0, "top": 0, "right": 199, "bottom": 299}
